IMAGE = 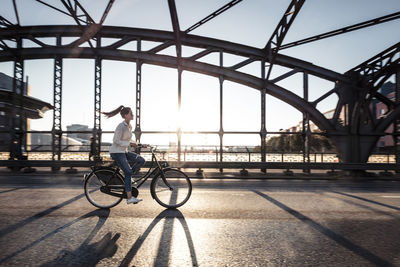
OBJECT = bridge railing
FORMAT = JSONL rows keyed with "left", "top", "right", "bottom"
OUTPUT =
{"left": 0, "top": 145, "right": 398, "bottom": 172}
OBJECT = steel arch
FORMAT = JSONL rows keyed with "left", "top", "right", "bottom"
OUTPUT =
{"left": 0, "top": 25, "right": 338, "bottom": 129}
{"left": 1, "top": 0, "right": 399, "bottom": 170}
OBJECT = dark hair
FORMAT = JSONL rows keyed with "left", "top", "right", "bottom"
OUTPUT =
{"left": 102, "top": 105, "right": 131, "bottom": 118}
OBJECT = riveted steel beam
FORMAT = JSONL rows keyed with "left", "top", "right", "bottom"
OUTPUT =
{"left": 260, "top": 60, "right": 267, "bottom": 173}
{"left": 60, "top": 0, "right": 95, "bottom": 25}
{"left": 184, "top": 0, "right": 243, "bottom": 34}
{"left": 35, "top": 0, "right": 87, "bottom": 24}
{"left": 168, "top": 0, "right": 182, "bottom": 59}
{"left": 264, "top": 0, "right": 305, "bottom": 80}
{"left": 135, "top": 40, "right": 142, "bottom": 142}
{"left": 348, "top": 42, "right": 400, "bottom": 95}
{"left": 396, "top": 68, "right": 400, "bottom": 172}
{"left": 52, "top": 55, "right": 62, "bottom": 164}
{"left": 12, "top": 0, "right": 20, "bottom": 25}
{"left": 0, "top": 16, "right": 14, "bottom": 28}
{"left": 0, "top": 26, "right": 349, "bottom": 83}
{"left": 279, "top": 11, "right": 400, "bottom": 51}
{"left": 93, "top": 56, "right": 102, "bottom": 160}
{"left": 302, "top": 72, "right": 310, "bottom": 172}
{"left": 99, "top": 0, "right": 115, "bottom": 25}
{"left": 0, "top": 46, "right": 334, "bottom": 132}
{"left": 9, "top": 38, "right": 24, "bottom": 160}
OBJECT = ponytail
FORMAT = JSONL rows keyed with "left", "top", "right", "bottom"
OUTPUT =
{"left": 102, "top": 105, "right": 131, "bottom": 118}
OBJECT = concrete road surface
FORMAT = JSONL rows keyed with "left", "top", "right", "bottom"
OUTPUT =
{"left": 0, "top": 174, "right": 399, "bottom": 266}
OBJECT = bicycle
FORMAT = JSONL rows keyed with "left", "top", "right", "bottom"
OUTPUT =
{"left": 83, "top": 146, "right": 192, "bottom": 209}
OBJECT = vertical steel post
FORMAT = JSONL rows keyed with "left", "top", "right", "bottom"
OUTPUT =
{"left": 135, "top": 39, "right": 142, "bottom": 143}
{"left": 260, "top": 60, "right": 267, "bottom": 173}
{"left": 177, "top": 66, "right": 182, "bottom": 167}
{"left": 52, "top": 37, "right": 62, "bottom": 169}
{"left": 395, "top": 68, "right": 400, "bottom": 173}
{"left": 302, "top": 72, "right": 310, "bottom": 172}
{"left": 9, "top": 37, "right": 24, "bottom": 161}
{"left": 93, "top": 54, "right": 102, "bottom": 160}
{"left": 219, "top": 51, "right": 224, "bottom": 172}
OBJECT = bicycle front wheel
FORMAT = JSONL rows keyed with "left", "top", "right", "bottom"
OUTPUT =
{"left": 84, "top": 169, "right": 124, "bottom": 209}
{"left": 151, "top": 168, "right": 192, "bottom": 209}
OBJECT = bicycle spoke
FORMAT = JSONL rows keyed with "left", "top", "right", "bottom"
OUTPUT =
{"left": 84, "top": 169, "right": 124, "bottom": 209}
{"left": 155, "top": 188, "right": 172, "bottom": 193}
{"left": 151, "top": 169, "right": 192, "bottom": 209}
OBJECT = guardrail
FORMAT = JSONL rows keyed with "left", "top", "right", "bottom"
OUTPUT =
{"left": 0, "top": 147, "right": 398, "bottom": 173}
{"left": 0, "top": 160, "right": 398, "bottom": 173}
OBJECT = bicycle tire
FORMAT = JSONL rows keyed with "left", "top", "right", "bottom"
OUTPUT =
{"left": 151, "top": 168, "right": 192, "bottom": 209}
{"left": 84, "top": 168, "right": 124, "bottom": 209}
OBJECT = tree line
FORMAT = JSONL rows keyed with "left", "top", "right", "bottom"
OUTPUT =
{"left": 254, "top": 133, "right": 335, "bottom": 153}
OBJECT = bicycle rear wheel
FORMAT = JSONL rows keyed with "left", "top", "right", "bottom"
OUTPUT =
{"left": 84, "top": 168, "right": 124, "bottom": 209}
{"left": 151, "top": 168, "right": 192, "bottom": 209}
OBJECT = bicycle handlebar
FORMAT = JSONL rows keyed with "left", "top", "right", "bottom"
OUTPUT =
{"left": 137, "top": 144, "right": 156, "bottom": 152}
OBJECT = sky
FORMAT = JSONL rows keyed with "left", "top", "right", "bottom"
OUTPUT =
{"left": 1, "top": 0, "right": 400, "bottom": 146}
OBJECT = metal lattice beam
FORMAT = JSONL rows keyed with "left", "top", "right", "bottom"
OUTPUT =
{"left": 348, "top": 42, "right": 400, "bottom": 85}
{"left": 35, "top": 0, "right": 87, "bottom": 24}
{"left": 60, "top": 0, "right": 95, "bottom": 25}
{"left": 0, "top": 25, "right": 349, "bottom": 83}
{"left": 260, "top": 60, "right": 267, "bottom": 172}
{"left": 12, "top": 0, "right": 20, "bottom": 25}
{"left": 135, "top": 40, "right": 142, "bottom": 142}
{"left": 9, "top": 38, "right": 24, "bottom": 160}
{"left": 52, "top": 49, "right": 62, "bottom": 164}
{"left": 93, "top": 56, "right": 102, "bottom": 160}
{"left": 279, "top": 11, "right": 400, "bottom": 51}
{"left": 168, "top": 0, "right": 182, "bottom": 59}
{"left": 264, "top": 0, "right": 305, "bottom": 80}
{"left": 0, "top": 16, "right": 14, "bottom": 28}
{"left": 184, "top": 0, "right": 243, "bottom": 34}
{"left": 396, "top": 69, "right": 400, "bottom": 172}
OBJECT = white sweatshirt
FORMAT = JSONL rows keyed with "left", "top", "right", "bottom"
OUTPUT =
{"left": 109, "top": 121, "right": 133, "bottom": 153}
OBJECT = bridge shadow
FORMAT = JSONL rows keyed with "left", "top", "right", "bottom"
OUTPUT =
{"left": 323, "top": 192, "right": 400, "bottom": 219}
{"left": 0, "top": 191, "right": 91, "bottom": 238}
{"left": 252, "top": 190, "right": 392, "bottom": 266}
{"left": 120, "top": 209, "right": 198, "bottom": 267}
{"left": 0, "top": 187, "right": 27, "bottom": 194}
{"left": 332, "top": 191, "right": 400, "bottom": 211}
{"left": 0, "top": 209, "right": 113, "bottom": 265}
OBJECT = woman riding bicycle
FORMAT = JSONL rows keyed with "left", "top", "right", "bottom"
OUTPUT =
{"left": 102, "top": 105, "right": 146, "bottom": 204}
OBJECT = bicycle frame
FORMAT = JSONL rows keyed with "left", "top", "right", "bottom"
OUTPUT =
{"left": 112, "top": 146, "right": 171, "bottom": 190}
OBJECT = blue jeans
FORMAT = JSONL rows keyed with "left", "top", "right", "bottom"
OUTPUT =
{"left": 110, "top": 152, "right": 145, "bottom": 192}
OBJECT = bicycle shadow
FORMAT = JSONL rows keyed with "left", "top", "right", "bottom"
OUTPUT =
{"left": 40, "top": 231, "right": 120, "bottom": 267}
{"left": 120, "top": 209, "right": 198, "bottom": 267}
{"left": 0, "top": 191, "right": 90, "bottom": 238}
{"left": 0, "top": 209, "right": 113, "bottom": 266}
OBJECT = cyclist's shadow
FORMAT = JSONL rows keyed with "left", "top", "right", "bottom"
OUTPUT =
{"left": 120, "top": 209, "right": 198, "bottom": 267}
{"left": 39, "top": 209, "right": 120, "bottom": 267}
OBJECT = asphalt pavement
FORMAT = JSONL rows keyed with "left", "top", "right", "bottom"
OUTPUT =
{"left": 0, "top": 170, "right": 399, "bottom": 266}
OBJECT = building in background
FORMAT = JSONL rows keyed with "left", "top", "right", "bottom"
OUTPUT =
{"left": 284, "top": 81, "right": 396, "bottom": 150}
{"left": 0, "top": 72, "right": 53, "bottom": 156}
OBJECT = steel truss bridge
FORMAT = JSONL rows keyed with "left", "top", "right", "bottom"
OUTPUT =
{"left": 0, "top": 0, "right": 399, "bottom": 173}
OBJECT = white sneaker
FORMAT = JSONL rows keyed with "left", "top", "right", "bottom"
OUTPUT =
{"left": 127, "top": 197, "right": 142, "bottom": 204}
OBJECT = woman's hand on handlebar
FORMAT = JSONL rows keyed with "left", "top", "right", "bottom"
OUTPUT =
{"left": 133, "top": 143, "right": 150, "bottom": 148}
{"left": 129, "top": 143, "right": 152, "bottom": 149}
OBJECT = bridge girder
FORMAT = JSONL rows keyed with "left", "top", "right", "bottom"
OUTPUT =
{"left": 327, "top": 42, "right": 400, "bottom": 163}
{"left": 0, "top": 24, "right": 399, "bottom": 165}
{"left": 0, "top": 28, "right": 335, "bottom": 132}
{"left": 0, "top": 25, "right": 349, "bottom": 82}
